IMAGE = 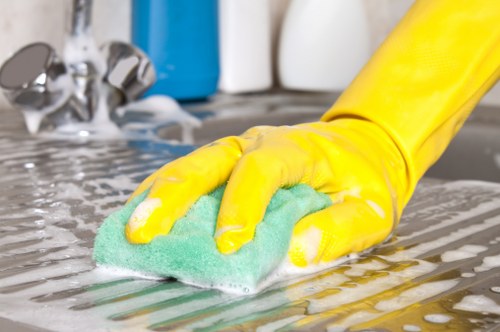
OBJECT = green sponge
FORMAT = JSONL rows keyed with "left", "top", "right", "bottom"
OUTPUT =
{"left": 93, "top": 184, "right": 331, "bottom": 293}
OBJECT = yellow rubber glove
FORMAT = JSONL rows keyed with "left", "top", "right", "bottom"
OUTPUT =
{"left": 126, "top": 120, "right": 407, "bottom": 266}
{"left": 125, "top": 0, "right": 500, "bottom": 267}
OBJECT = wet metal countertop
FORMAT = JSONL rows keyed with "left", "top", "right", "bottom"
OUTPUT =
{"left": 1, "top": 95, "right": 500, "bottom": 331}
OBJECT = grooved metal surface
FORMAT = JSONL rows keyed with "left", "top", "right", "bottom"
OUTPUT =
{"left": 1, "top": 110, "right": 500, "bottom": 331}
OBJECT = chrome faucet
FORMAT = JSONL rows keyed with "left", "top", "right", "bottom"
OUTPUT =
{"left": 0, "top": 0, "right": 156, "bottom": 134}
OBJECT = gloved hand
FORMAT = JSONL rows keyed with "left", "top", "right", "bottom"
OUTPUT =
{"left": 126, "top": 119, "right": 408, "bottom": 266}
{"left": 125, "top": 0, "right": 499, "bottom": 267}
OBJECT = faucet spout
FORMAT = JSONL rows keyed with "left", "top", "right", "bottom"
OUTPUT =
{"left": 69, "top": 0, "right": 93, "bottom": 37}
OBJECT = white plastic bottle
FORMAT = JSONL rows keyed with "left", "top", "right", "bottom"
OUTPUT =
{"left": 218, "top": 0, "right": 273, "bottom": 94}
{"left": 278, "top": 0, "right": 371, "bottom": 91}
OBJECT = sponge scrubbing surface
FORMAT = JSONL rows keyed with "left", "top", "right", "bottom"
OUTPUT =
{"left": 93, "top": 184, "right": 331, "bottom": 293}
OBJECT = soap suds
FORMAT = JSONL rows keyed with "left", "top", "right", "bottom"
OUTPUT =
{"left": 310, "top": 260, "right": 436, "bottom": 313}
{"left": 375, "top": 280, "right": 458, "bottom": 312}
{"left": 385, "top": 214, "right": 500, "bottom": 262}
{"left": 454, "top": 295, "right": 500, "bottom": 315}
{"left": 424, "top": 314, "right": 452, "bottom": 324}
{"left": 490, "top": 286, "right": 500, "bottom": 294}
{"left": 396, "top": 182, "right": 500, "bottom": 242}
{"left": 204, "top": 253, "right": 358, "bottom": 295}
{"left": 441, "top": 244, "right": 487, "bottom": 262}
{"left": 344, "top": 260, "right": 389, "bottom": 277}
{"left": 118, "top": 95, "right": 202, "bottom": 144}
{"left": 461, "top": 272, "right": 476, "bottom": 278}
{"left": 326, "top": 279, "right": 457, "bottom": 330}
{"left": 473, "top": 254, "right": 500, "bottom": 272}
{"left": 94, "top": 264, "right": 165, "bottom": 281}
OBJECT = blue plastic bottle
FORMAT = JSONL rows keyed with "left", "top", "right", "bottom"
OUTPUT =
{"left": 132, "top": 0, "right": 219, "bottom": 100}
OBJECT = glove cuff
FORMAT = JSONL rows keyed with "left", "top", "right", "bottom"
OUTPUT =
{"left": 322, "top": 0, "right": 500, "bottom": 204}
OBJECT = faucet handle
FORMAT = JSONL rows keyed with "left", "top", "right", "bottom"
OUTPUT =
{"left": 0, "top": 42, "right": 73, "bottom": 113}
{"left": 100, "top": 41, "right": 156, "bottom": 104}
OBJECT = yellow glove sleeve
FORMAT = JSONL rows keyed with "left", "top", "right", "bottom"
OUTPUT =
{"left": 322, "top": 0, "right": 500, "bottom": 203}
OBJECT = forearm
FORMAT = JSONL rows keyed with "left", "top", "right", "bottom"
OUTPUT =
{"left": 322, "top": 0, "right": 500, "bottom": 202}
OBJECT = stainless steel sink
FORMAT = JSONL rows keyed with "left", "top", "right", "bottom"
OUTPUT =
{"left": 2, "top": 92, "right": 500, "bottom": 331}
{"left": 158, "top": 92, "right": 500, "bottom": 183}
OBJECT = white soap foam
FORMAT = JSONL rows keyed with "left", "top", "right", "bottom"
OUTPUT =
{"left": 396, "top": 181, "right": 500, "bottom": 242}
{"left": 441, "top": 244, "right": 487, "bottom": 262}
{"left": 310, "top": 260, "right": 437, "bottom": 313}
{"left": 184, "top": 269, "right": 351, "bottom": 330}
{"left": 423, "top": 314, "right": 452, "bottom": 324}
{"left": 490, "top": 286, "right": 500, "bottom": 294}
{"left": 473, "top": 254, "right": 500, "bottom": 272}
{"left": 118, "top": 95, "right": 202, "bottom": 144}
{"left": 193, "top": 253, "right": 359, "bottom": 295}
{"left": 344, "top": 260, "right": 388, "bottom": 277}
{"left": 454, "top": 295, "right": 500, "bottom": 315}
{"left": 116, "top": 95, "right": 181, "bottom": 116}
{"left": 385, "top": 214, "right": 500, "bottom": 262}
{"left": 96, "top": 244, "right": 360, "bottom": 296}
{"left": 403, "top": 324, "right": 422, "bottom": 332}
{"left": 461, "top": 272, "right": 476, "bottom": 278}
{"left": 326, "top": 279, "right": 457, "bottom": 330}
{"left": 41, "top": 94, "right": 202, "bottom": 142}
{"left": 94, "top": 264, "right": 165, "bottom": 281}
{"left": 64, "top": 29, "right": 106, "bottom": 76}
{"left": 375, "top": 280, "right": 458, "bottom": 313}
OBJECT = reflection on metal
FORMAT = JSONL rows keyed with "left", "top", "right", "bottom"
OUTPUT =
{"left": 101, "top": 41, "right": 156, "bottom": 104}
{"left": 0, "top": 110, "right": 499, "bottom": 331}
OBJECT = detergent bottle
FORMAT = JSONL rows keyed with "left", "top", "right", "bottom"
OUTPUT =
{"left": 218, "top": 0, "right": 272, "bottom": 94}
{"left": 278, "top": 0, "right": 370, "bottom": 91}
{"left": 132, "top": 0, "right": 219, "bottom": 100}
